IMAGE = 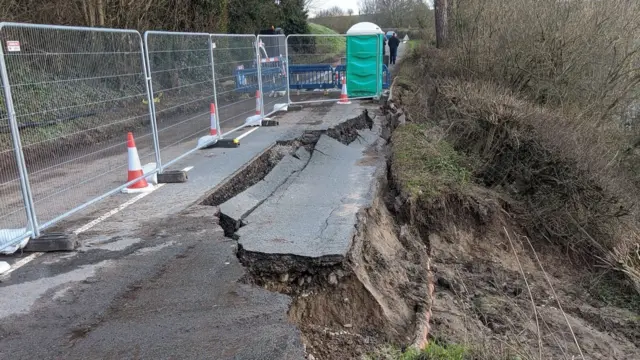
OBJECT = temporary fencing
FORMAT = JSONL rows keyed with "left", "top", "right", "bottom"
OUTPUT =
{"left": 144, "top": 31, "right": 215, "bottom": 170}
{"left": 286, "top": 34, "right": 390, "bottom": 106}
{"left": 210, "top": 34, "right": 261, "bottom": 133}
{"left": 257, "top": 34, "right": 289, "bottom": 116}
{"left": 0, "top": 23, "right": 157, "bottom": 239}
{"left": 0, "top": 75, "right": 35, "bottom": 252}
{"left": 0, "top": 21, "right": 392, "bottom": 253}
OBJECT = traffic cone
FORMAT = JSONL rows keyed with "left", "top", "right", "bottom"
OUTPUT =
{"left": 197, "top": 103, "right": 221, "bottom": 148}
{"left": 209, "top": 103, "right": 218, "bottom": 136}
{"left": 123, "top": 132, "right": 153, "bottom": 193}
{"left": 337, "top": 75, "right": 351, "bottom": 105}
{"left": 255, "top": 90, "right": 262, "bottom": 116}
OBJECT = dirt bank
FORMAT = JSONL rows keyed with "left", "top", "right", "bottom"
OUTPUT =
{"left": 372, "top": 53, "right": 640, "bottom": 359}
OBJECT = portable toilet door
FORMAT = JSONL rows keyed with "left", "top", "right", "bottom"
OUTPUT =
{"left": 345, "top": 22, "right": 384, "bottom": 99}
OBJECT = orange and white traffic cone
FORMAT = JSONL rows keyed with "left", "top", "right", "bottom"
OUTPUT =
{"left": 210, "top": 103, "right": 218, "bottom": 136}
{"left": 337, "top": 75, "right": 351, "bottom": 105}
{"left": 197, "top": 103, "right": 221, "bottom": 148}
{"left": 255, "top": 90, "right": 262, "bottom": 116}
{"left": 123, "top": 132, "right": 154, "bottom": 193}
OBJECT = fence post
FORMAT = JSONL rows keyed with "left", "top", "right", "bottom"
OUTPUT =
{"left": 208, "top": 35, "right": 222, "bottom": 139}
{"left": 285, "top": 35, "right": 291, "bottom": 106}
{"left": 256, "top": 36, "right": 265, "bottom": 119}
{"left": 0, "top": 26, "right": 39, "bottom": 238}
{"left": 142, "top": 32, "right": 163, "bottom": 173}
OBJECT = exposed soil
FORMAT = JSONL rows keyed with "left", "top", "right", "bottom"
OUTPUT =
{"left": 241, "top": 176, "right": 432, "bottom": 360}
{"left": 384, "top": 80, "right": 640, "bottom": 359}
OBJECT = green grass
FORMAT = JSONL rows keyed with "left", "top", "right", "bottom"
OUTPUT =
{"left": 391, "top": 123, "right": 470, "bottom": 200}
{"left": 295, "top": 23, "right": 346, "bottom": 64}
{"left": 308, "top": 23, "right": 339, "bottom": 35}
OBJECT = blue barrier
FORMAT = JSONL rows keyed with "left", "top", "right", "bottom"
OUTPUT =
{"left": 234, "top": 63, "right": 391, "bottom": 93}
{"left": 289, "top": 64, "right": 334, "bottom": 90}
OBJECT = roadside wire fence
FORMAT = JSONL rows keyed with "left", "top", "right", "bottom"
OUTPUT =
{"left": 0, "top": 21, "right": 387, "bottom": 253}
{"left": 286, "top": 34, "right": 346, "bottom": 104}
{"left": 0, "top": 23, "right": 156, "bottom": 232}
{"left": 144, "top": 31, "right": 214, "bottom": 170}
{"left": 0, "top": 76, "right": 34, "bottom": 251}
{"left": 286, "top": 34, "right": 386, "bottom": 106}
{"left": 211, "top": 34, "right": 260, "bottom": 135}
{"left": 257, "top": 34, "right": 289, "bottom": 117}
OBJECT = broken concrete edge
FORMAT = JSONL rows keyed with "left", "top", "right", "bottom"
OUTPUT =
{"left": 201, "top": 140, "right": 305, "bottom": 212}
{"left": 237, "top": 244, "right": 345, "bottom": 275}
{"left": 232, "top": 117, "right": 389, "bottom": 277}
{"left": 219, "top": 151, "right": 312, "bottom": 238}
{"left": 207, "top": 108, "right": 374, "bottom": 213}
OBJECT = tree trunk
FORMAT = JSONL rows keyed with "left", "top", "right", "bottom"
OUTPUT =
{"left": 435, "top": 0, "right": 448, "bottom": 48}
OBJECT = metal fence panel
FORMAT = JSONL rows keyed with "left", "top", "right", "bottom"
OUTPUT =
{"left": 286, "top": 34, "right": 387, "bottom": 106}
{"left": 211, "top": 34, "right": 260, "bottom": 135}
{"left": 0, "top": 71, "right": 34, "bottom": 252}
{"left": 257, "top": 34, "right": 289, "bottom": 116}
{"left": 0, "top": 23, "right": 156, "bottom": 230}
{"left": 144, "top": 31, "right": 215, "bottom": 169}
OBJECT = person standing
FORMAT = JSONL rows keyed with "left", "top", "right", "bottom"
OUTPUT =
{"left": 388, "top": 33, "right": 401, "bottom": 65}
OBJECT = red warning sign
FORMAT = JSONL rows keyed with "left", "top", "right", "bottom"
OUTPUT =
{"left": 6, "top": 41, "right": 20, "bottom": 52}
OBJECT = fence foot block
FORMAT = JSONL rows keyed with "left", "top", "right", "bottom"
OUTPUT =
{"left": 261, "top": 120, "right": 279, "bottom": 127}
{"left": 288, "top": 104, "right": 303, "bottom": 111}
{"left": 158, "top": 170, "right": 188, "bottom": 183}
{"left": 24, "top": 232, "right": 77, "bottom": 252}
{"left": 213, "top": 139, "right": 240, "bottom": 148}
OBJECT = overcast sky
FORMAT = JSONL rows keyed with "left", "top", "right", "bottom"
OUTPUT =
{"left": 311, "top": 0, "right": 432, "bottom": 16}
{"left": 312, "top": 0, "right": 360, "bottom": 16}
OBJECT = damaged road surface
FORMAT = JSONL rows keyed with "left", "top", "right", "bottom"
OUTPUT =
{"left": 216, "top": 109, "right": 431, "bottom": 359}
{"left": 0, "top": 102, "right": 431, "bottom": 360}
{"left": 233, "top": 127, "right": 384, "bottom": 273}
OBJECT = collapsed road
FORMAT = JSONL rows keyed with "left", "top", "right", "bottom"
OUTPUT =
{"left": 0, "top": 98, "right": 428, "bottom": 360}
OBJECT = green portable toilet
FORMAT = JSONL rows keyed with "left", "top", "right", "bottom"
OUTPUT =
{"left": 345, "top": 22, "right": 384, "bottom": 99}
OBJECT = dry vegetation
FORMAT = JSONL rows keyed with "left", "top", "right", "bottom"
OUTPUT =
{"left": 406, "top": 0, "right": 640, "bottom": 298}
{"left": 380, "top": 0, "right": 640, "bottom": 358}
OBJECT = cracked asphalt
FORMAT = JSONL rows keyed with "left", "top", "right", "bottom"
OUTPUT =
{"left": 0, "top": 206, "right": 304, "bottom": 360}
{"left": 0, "top": 43, "right": 406, "bottom": 358}
{"left": 0, "top": 102, "right": 369, "bottom": 360}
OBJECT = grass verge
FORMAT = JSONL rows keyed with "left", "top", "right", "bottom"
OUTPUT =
{"left": 391, "top": 123, "right": 470, "bottom": 200}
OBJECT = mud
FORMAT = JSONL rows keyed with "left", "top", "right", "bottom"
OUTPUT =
{"left": 242, "top": 176, "right": 433, "bottom": 360}
{"left": 384, "top": 95, "right": 640, "bottom": 360}
{"left": 225, "top": 106, "right": 434, "bottom": 359}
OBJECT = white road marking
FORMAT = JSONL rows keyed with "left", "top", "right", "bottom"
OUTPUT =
{"left": 235, "top": 127, "right": 259, "bottom": 141}
{"left": 73, "top": 185, "right": 165, "bottom": 235}
{"left": 3, "top": 166, "right": 195, "bottom": 276}
{"left": 73, "top": 165, "right": 193, "bottom": 235}
{"left": 2, "top": 253, "right": 43, "bottom": 276}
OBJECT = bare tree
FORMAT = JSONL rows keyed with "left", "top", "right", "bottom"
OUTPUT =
{"left": 358, "top": 0, "right": 378, "bottom": 15}
{"left": 435, "top": 0, "right": 448, "bottom": 47}
{"left": 347, "top": 8, "right": 354, "bottom": 16}
{"left": 315, "top": 5, "right": 345, "bottom": 17}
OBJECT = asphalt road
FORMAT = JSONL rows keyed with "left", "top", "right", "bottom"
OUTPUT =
{"left": 0, "top": 41, "right": 406, "bottom": 236}
{"left": 0, "top": 206, "right": 305, "bottom": 360}
{"left": 0, "top": 105, "right": 339, "bottom": 359}
{"left": 0, "top": 94, "right": 265, "bottom": 232}
{"left": 0, "top": 71, "right": 392, "bottom": 359}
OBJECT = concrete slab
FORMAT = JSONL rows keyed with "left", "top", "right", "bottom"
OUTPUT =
{"left": 237, "top": 132, "right": 383, "bottom": 270}
{"left": 219, "top": 153, "right": 308, "bottom": 223}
